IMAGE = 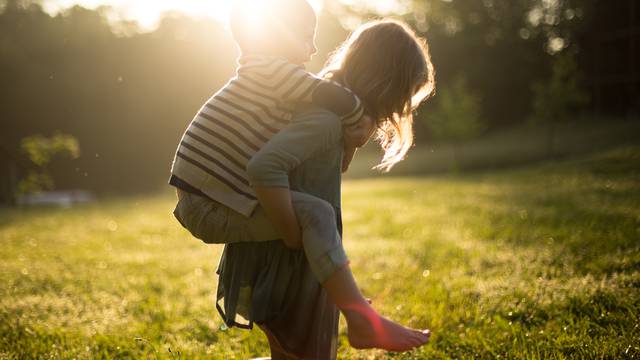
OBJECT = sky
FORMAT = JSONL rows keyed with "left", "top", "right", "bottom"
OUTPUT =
{"left": 40, "top": 0, "right": 409, "bottom": 31}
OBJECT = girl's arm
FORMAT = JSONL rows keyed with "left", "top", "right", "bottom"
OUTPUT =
{"left": 246, "top": 109, "right": 343, "bottom": 249}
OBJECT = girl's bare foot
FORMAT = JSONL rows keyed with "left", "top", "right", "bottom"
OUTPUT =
{"left": 322, "top": 266, "right": 429, "bottom": 351}
{"left": 343, "top": 303, "right": 431, "bottom": 352}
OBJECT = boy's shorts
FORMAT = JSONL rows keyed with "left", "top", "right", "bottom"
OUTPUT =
{"left": 173, "top": 189, "right": 279, "bottom": 244}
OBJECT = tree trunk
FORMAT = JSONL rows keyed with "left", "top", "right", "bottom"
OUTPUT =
{"left": 452, "top": 142, "right": 462, "bottom": 173}
{"left": 546, "top": 122, "right": 555, "bottom": 157}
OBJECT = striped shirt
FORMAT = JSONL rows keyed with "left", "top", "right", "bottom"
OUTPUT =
{"left": 169, "top": 55, "right": 363, "bottom": 217}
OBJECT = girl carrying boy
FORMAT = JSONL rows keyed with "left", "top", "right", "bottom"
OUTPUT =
{"left": 169, "top": 0, "right": 436, "bottom": 357}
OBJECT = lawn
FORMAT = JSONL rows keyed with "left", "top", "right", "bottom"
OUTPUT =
{"left": 1, "top": 145, "right": 639, "bottom": 359}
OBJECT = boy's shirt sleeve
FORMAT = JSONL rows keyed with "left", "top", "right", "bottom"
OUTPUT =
{"left": 243, "top": 59, "right": 364, "bottom": 127}
{"left": 311, "top": 81, "right": 364, "bottom": 127}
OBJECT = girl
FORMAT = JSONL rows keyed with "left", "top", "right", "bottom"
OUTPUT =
{"left": 216, "top": 19, "right": 436, "bottom": 358}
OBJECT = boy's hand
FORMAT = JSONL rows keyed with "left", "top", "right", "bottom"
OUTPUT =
{"left": 344, "top": 114, "right": 376, "bottom": 148}
{"left": 283, "top": 234, "right": 302, "bottom": 249}
{"left": 281, "top": 224, "right": 303, "bottom": 249}
{"left": 342, "top": 114, "right": 376, "bottom": 173}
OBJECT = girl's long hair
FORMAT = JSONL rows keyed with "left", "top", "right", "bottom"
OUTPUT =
{"left": 321, "top": 19, "right": 435, "bottom": 172}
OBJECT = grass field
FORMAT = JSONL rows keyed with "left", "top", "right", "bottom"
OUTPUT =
{"left": 1, "top": 145, "right": 639, "bottom": 359}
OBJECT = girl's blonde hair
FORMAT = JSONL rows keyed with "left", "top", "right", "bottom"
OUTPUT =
{"left": 321, "top": 19, "right": 435, "bottom": 171}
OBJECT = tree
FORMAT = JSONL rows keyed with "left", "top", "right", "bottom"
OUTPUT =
{"left": 531, "top": 51, "right": 589, "bottom": 155}
{"left": 0, "top": 4, "right": 238, "bottom": 194}
{"left": 330, "top": 0, "right": 595, "bottom": 128}
{"left": 425, "top": 75, "right": 484, "bottom": 170}
{"left": 19, "top": 134, "right": 80, "bottom": 194}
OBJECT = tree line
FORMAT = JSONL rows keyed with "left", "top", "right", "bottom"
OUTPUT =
{"left": 0, "top": 0, "right": 604, "bottom": 194}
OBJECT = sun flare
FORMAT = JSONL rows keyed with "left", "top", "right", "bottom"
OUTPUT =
{"left": 42, "top": 0, "right": 324, "bottom": 31}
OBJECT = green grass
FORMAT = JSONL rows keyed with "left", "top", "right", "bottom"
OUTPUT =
{"left": 1, "top": 145, "right": 639, "bottom": 359}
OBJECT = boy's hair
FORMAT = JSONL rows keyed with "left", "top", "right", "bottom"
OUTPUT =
{"left": 230, "top": 0, "right": 315, "bottom": 55}
{"left": 322, "top": 19, "right": 436, "bottom": 172}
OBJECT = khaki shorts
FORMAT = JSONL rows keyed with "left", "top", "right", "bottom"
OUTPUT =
{"left": 173, "top": 189, "right": 279, "bottom": 244}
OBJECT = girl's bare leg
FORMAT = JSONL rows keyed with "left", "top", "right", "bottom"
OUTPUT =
{"left": 322, "top": 265, "right": 431, "bottom": 352}
{"left": 258, "top": 325, "right": 301, "bottom": 360}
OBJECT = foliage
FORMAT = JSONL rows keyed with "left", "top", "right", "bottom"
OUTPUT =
{"left": 0, "top": 0, "right": 610, "bottom": 193}
{"left": 336, "top": 0, "right": 598, "bottom": 129}
{"left": 18, "top": 134, "right": 80, "bottom": 194}
{"left": 530, "top": 51, "right": 589, "bottom": 155}
{"left": 426, "top": 75, "right": 484, "bottom": 143}
{"left": 1, "top": 145, "right": 638, "bottom": 358}
{"left": 0, "top": 4, "right": 238, "bottom": 193}
{"left": 531, "top": 51, "right": 589, "bottom": 124}
{"left": 17, "top": 172, "right": 53, "bottom": 195}
{"left": 403, "top": 0, "right": 594, "bottom": 49}
{"left": 21, "top": 134, "right": 80, "bottom": 167}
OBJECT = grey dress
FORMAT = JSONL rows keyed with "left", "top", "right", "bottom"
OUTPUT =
{"left": 215, "top": 107, "right": 344, "bottom": 359}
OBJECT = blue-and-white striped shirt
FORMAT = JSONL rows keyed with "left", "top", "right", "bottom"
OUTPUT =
{"left": 170, "top": 55, "right": 363, "bottom": 216}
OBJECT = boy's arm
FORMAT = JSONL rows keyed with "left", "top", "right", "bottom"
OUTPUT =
{"left": 341, "top": 114, "right": 377, "bottom": 172}
{"left": 244, "top": 60, "right": 364, "bottom": 126}
{"left": 308, "top": 80, "right": 366, "bottom": 172}
{"left": 253, "top": 187, "right": 302, "bottom": 249}
{"left": 310, "top": 81, "right": 364, "bottom": 127}
{"left": 246, "top": 110, "right": 343, "bottom": 249}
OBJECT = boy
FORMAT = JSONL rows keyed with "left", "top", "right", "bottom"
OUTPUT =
{"left": 170, "top": 0, "right": 369, "bottom": 278}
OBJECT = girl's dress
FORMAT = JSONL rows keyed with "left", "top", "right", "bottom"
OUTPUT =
{"left": 215, "top": 107, "right": 345, "bottom": 359}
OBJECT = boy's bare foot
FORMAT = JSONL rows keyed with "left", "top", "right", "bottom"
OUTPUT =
{"left": 344, "top": 303, "right": 431, "bottom": 352}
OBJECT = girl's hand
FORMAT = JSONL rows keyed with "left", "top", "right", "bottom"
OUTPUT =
{"left": 342, "top": 114, "right": 376, "bottom": 172}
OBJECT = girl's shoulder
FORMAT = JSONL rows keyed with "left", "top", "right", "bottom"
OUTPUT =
{"left": 289, "top": 106, "right": 343, "bottom": 144}
{"left": 291, "top": 106, "right": 342, "bottom": 128}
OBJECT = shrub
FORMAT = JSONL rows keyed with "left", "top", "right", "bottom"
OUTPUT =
{"left": 531, "top": 52, "right": 589, "bottom": 155}
{"left": 18, "top": 133, "right": 80, "bottom": 194}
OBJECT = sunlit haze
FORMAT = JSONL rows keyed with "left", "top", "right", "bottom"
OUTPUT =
{"left": 41, "top": 0, "right": 325, "bottom": 31}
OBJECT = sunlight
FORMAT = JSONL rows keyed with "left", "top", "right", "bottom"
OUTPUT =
{"left": 41, "top": 0, "right": 325, "bottom": 31}
{"left": 336, "top": 0, "right": 409, "bottom": 15}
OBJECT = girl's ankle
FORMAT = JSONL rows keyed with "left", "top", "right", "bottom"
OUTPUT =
{"left": 341, "top": 302, "right": 376, "bottom": 321}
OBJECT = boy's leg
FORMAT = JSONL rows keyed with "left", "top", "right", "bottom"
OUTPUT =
{"left": 173, "top": 190, "right": 280, "bottom": 244}
{"left": 173, "top": 189, "right": 346, "bottom": 265}
{"left": 288, "top": 191, "right": 349, "bottom": 283}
